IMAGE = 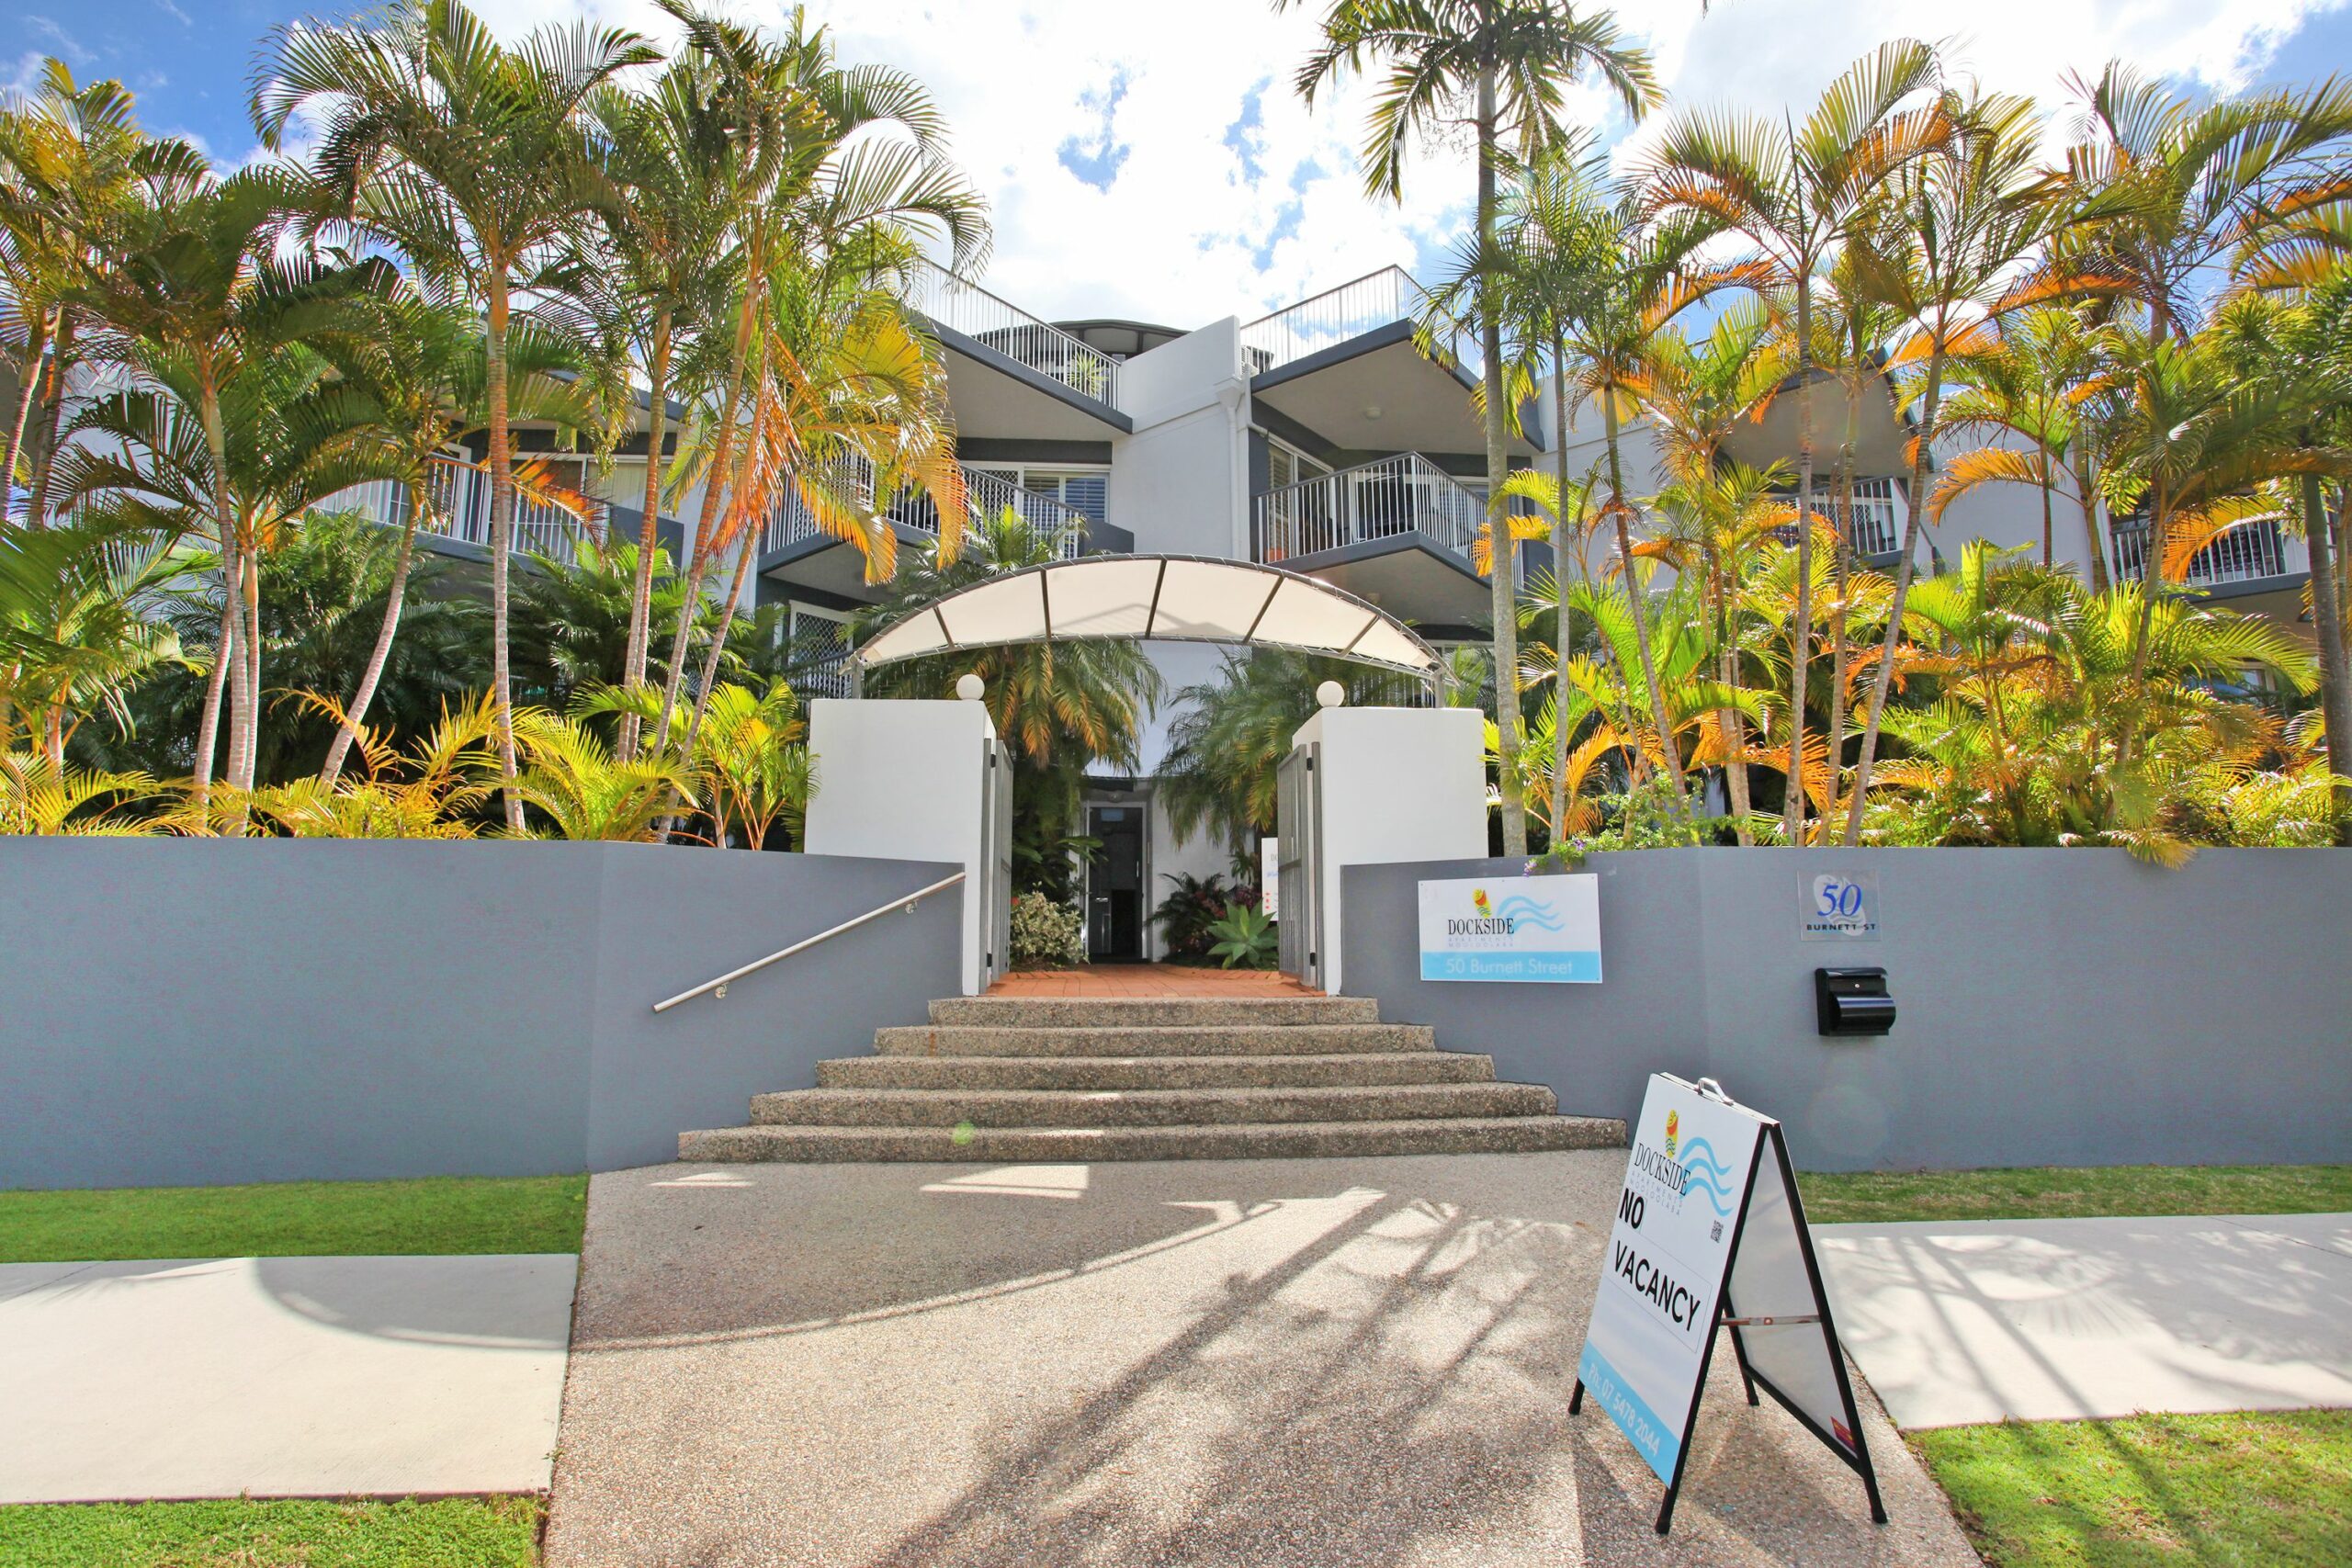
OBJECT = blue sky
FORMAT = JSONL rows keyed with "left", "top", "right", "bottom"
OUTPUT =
{"left": 10, "top": 0, "right": 2351, "bottom": 327}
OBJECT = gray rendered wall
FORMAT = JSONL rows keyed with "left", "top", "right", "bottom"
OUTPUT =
{"left": 0, "top": 840, "right": 960, "bottom": 1190}
{"left": 1342, "top": 848, "right": 2352, "bottom": 1171}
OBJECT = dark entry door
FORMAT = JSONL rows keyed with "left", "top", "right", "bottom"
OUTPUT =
{"left": 1087, "top": 806, "right": 1145, "bottom": 960}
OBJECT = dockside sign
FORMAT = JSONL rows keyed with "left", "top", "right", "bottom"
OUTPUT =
{"left": 1573, "top": 1074, "right": 1887, "bottom": 1536}
{"left": 1416, "top": 874, "right": 1601, "bottom": 983}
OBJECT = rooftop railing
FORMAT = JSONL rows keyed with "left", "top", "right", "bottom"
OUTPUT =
{"left": 2112, "top": 516, "right": 2298, "bottom": 588}
{"left": 1239, "top": 266, "right": 1482, "bottom": 381}
{"left": 763, "top": 457, "right": 1092, "bottom": 563}
{"left": 906, "top": 257, "right": 1122, "bottom": 411}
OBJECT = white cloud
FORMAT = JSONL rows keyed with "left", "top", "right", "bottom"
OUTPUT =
{"left": 385, "top": 0, "right": 2352, "bottom": 328}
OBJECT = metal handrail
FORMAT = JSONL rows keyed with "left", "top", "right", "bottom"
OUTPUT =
{"left": 650, "top": 871, "right": 967, "bottom": 1012}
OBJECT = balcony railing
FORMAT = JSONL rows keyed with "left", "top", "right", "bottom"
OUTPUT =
{"left": 326, "top": 462, "right": 597, "bottom": 566}
{"left": 1240, "top": 266, "right": 1482, "bottom": 381}
{"left": 906, "top": 257, "right": 1121, "bottom": 410}
{"left": 763, "top": 457, "right": 1092, "bottom": 563}
{"left": 1252, "top": 450, "right": 1542, "bottom": 585}
{"left": 1766, "top": 477, "right": 1908, "bottom": 558}
{"left": 2112, "top": 516, "right": 2294, "bottom": 587}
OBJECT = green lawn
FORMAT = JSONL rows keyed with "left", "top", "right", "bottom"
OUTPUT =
{"left": 0, "top": 1496, "right": 543, "bottom": 1568}
{"left": 0, "top": 1174, "right": 587, "bottom": 1263}
{"left": 1796, "top": 1163, "right": 2352, "bottom": 1224}
{"left": 1917, "top": 1410, "right": 2352, "bottom": 1567}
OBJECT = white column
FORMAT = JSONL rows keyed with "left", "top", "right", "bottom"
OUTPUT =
{"left": 1291, "top": 705, "right": 1489, "bottom": 995}
{"left": 803, "top": 697, "right": 997, "bottom": 996}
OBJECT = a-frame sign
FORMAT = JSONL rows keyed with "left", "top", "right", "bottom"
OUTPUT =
{"left": 1571, "top": 1073, "right": 1885, "bottom": 1535}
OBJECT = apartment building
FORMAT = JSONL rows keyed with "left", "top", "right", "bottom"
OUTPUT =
{"left": 367, "top": 255, "right": 2315, "bottom": 957}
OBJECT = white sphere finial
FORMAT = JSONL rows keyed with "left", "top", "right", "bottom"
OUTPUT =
{"left": 955, "top": 672, "right": 986, "bottom": 702}
{"left": 1316, "top": 680, "right": 1346, "bottom": 709}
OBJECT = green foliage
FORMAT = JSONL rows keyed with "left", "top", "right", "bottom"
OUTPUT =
{"left": 0, "top": 1174, "right": 587, "bottom": 1263}
{"left": 1008, "top": 890, "right": 1084, "bottom": 969}
{"left": 1159, "top": 649, "right": 1400, "bottom": 854}
{"left": 1205, "top": 904, "right": 1278, "bottom": 970}
{"left": 0, "top": 1496, "right": 546, "bottom": 1568}
{"left": 1152, "top": 872, "right": 1245, "bottom": 964}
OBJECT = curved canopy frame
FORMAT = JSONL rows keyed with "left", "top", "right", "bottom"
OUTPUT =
{"left": 851, "top": 554, "right": 1442, "bottom": 680}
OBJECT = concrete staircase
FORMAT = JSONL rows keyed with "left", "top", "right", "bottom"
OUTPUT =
{"left": 678, "top": 994, "right": 1625, "bottom": 1162}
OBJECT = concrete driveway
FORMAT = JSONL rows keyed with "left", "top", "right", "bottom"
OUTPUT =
{"left": 1815, "top": 1213, "right": 2352, "bottom": 1428}
{"left": 546, "top": 1155, "right": 1973, "bottom": 1568}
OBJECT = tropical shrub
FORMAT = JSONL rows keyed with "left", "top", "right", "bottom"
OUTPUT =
{"left": 1009, "top": 891, "right": 1084, "bottom": 969}
{"left": 1153, "top": 872, "right": 1243, "bottom": 963}
{"left": 1205, "top": 905, "right": 1277, "bottom": 970}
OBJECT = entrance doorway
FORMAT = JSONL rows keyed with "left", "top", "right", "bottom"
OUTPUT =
{"left": 1085, "top": 802, "right": 1148, "bottom": 961}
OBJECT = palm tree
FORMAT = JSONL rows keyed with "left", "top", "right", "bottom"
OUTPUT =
{"left": 0, "top": 62, "right": 199, "bottom": 525}
{"left": 643, "top": 4, "right": 987, "bottom": 774}
{"left": 1159, "top": 646, "right": 1385, "bottom": 860}
{"left": 256, "top": 0, "right": 662, "bottom": 827}
{"left": 1840, "top": 85, "right": 2051, "bottom": 842}
{"left": 1643, "top": 39, "right": 1947, "bottom": 842}
{"left": 61, "top": 173, "right": 382, "bottom": 802}
{"left": 582, "top": 54, "right": 740, "bottom": 760}
{"left": 0, "top": 513, "right": 191, "bottom": 768}
{"left": 2032, "top": 63, "right": 2352, "bottom": 761}
{"left": 306, "top": 294, "right": 590, "bottom": 784}
{"left": 1931, "top": 306, "right": 2120, "bottom": 583}
{"left": 1280, "top": 0, "right": 1661, "bottom": 857}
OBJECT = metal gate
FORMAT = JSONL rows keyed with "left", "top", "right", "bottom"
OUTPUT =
{"left": 1274, "top": 741, "right": 1323, "bottom": 988}
{"left": 978, "top": 737, "right": 1014, "bottom": 987}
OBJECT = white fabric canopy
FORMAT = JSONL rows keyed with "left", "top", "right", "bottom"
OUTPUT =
{"left": 854, "top": 555, "right": 1440, "bottom": 675}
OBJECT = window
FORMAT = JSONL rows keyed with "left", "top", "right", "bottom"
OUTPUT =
{"left": 1023, "top": 468, "right": 1109, "bottom": 525}
{"left": 1265, "top": 437, "right": 1329, "bottom": 491}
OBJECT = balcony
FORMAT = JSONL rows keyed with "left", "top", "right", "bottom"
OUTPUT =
{"left": 1252, "top": 451, "right": 1520, "bottom": 626}
{"left": 761, "top": 457, "right": 1106, "bottom": 592}
{"left": 330, "top": 464, "right": 598, "bottom": 567}
{"left": 906, "top": 257, "right": 1124, "bottom": 421}
{"left": 1240, "top": 266, "right": 1480, "bottom": 382}
{"left": 2111, "top": 516, "right": 2300, "bottom": 589}
{"left": 1766, "top": 478, "right": 1908, "bottom": 558}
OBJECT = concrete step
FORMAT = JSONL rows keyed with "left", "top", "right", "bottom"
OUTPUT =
{"left": 875, "top": 1023, "right": 1434, "bottom": 1059}
{"left": 815, "top": 1052, "right": 1498, "bottom": 1091}
{"left": 678, "top": 1113, "right": 1628, "bottom": 1164}
{"left": 927, "top": 996, "right": 1380, "bottom": 1029}
{"left": 749, "top": 1081, "right": 1555, "bottom": 1129}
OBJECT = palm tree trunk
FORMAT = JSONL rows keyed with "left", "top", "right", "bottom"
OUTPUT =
{"left": 1842, "top": 351, "right": 1946, "bottom": 843}
{"left": 25, "top": 309, "right": 75, "bottom": 529}
{"left": 619, "top": 310, "right": 673, "bottom": 763}
{"left": 664, "top": 521, "right": 763, "bottom": 841}
{"left": 1783, "top": 283, "right": 1816, "bottom": 844}
{"left": 657, "top": 248, "right": 764, "bottom": 758}
{"left": 2075, "top": 448, "right": 2110, "bottom": 592}
{"left": 1476, "top": 63, "right": 1526, "bottom": 858}
{"left": 322, "top": 484, "right": 425, "bottom": 787}
{"left": 237, "top": 538, "right": 263, "bottom": 792}
{"left": 1602, "top": 389, "right": 1688, "bottom": 817}
{"left": 2038, "top": 434, "right": 2055, "bottom": 570}
{"left": 1550, "top": 335, "right": 1572, "bottom": 843}
{"left": 485, "top": 272, "right": 524, "bottom": 830}
{"left": 2301, "top": 471, "right": 2351, "bottom": 846}
{"left": 1820, "top": 471, "right": 1854, "bottom": 845}
{"left": 3, "top": 320, "right": 48, "bottom": 513}
{"left": 197, "top": 372, "right": 255, "bottom": 812}
{"left": 191, "top": 590, "right": 233, "bottom": 811}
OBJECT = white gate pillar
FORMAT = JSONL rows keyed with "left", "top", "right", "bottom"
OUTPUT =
{"left": 1291, "top": 705, "right": 1488, "bottom": 996}
{"left": 803, "top": 696, "right": 998, "bottom": 996}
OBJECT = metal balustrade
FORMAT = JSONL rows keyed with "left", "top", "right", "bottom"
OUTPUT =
{"left": 763, "top": 457, "right": 1092, "bottom": 562}
{"left": 1252, "top": 451, "right": 1491, "bottom": 569}
{"left": 1239, "top": 266, "right": 1482, "bottom": 381}
{"left": 2112, "top": 517, "right": 2292, "bottom": 587}
{"left": 1764, "top": 478, "right": 1909, "bottom": 557}
{"left": 324, "top": 461, "right": 596, "bottom": 566}
{"left": 906, "top": 257, "right": 1121, "bottom": 410}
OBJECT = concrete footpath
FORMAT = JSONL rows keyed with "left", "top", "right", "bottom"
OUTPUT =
{"left": 546, "top": 1155, "right": 1974, "bottom": 1568}
{"left": 0, "top": 1254, "right": 576, "bottom": 1503}
{"left": 1815, "top": 1213, "right": 2352, "bottom": 1429}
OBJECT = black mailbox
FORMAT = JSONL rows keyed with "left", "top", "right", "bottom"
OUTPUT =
{"left": 1815, "top": 966, "right": 1895, "bottom": 1036}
